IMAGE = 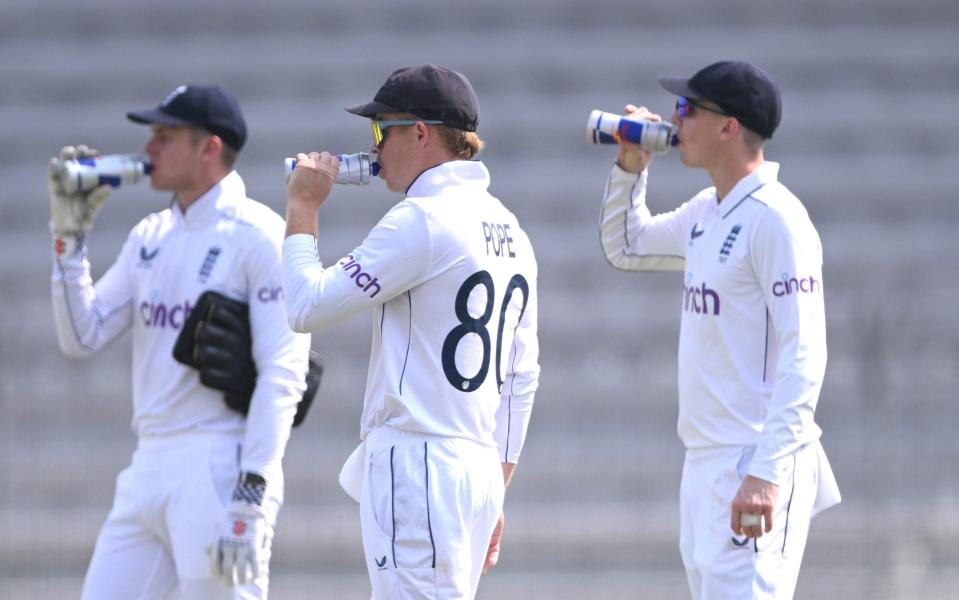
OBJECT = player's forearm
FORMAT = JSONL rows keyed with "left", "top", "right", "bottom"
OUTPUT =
{"left": 282, "top": 235, "right": 325, "bottom": 332}
{"left": 240, "top": 382, "right": 299, "bottom": 486}
{"left": 494, "top": 389, "right": 535, "bottom": 463}
{"left": 599, "top": 166, "right": 685, "bottom": 272}
{"left": 751, "top": 350, "right": 827, "bottom": 484}
{"left": 51, "top": 253, "right": 129, "bottom": 357}
{"left": 281, "top": 239, "right": 379, "bottom": 333}
{"left": 599, "top": 166, "right": 643, "bottom": 268}
{"left": 240, "top": 350, "right": 311, "bottom": 481}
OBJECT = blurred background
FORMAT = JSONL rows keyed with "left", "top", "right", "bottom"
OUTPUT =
{"left": 2, "top": 0, "right": 958, "bottom": 598}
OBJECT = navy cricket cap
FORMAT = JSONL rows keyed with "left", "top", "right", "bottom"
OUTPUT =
{"left": 127, "top": 83, "right": 247, "bottom": 151}
{"left": 659, "top": 61, "right": 782, "bottom": 139}
{"left": 346, "top": 64, "right": 480, "bottom": 132}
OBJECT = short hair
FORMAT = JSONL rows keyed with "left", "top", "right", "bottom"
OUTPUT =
{"left": 433, "top": 125, "right": 485, "bottom": 160}
{"left": 219, "top": 144, "right": 238, "bottom": 170}
{"left": 740, "top": 126, "right": 766, "bottom": 154}
{"left": 188, "top": 127, "right": 238, "bottom": 170}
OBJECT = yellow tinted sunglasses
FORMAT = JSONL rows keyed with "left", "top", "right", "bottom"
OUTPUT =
{"left": 371, "top": 119, "right": 443, "bottom": 146}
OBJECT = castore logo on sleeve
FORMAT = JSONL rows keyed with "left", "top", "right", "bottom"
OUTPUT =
{"left": 683, "top": 272, "right": 720, "bottom": 316}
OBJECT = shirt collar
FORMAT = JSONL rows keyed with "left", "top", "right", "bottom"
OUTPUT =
{"left": 718, "top": 161, "right": 780, "bottom": 208}
{"left": 171, "top": 171, "right": 245, "bottom": 226}
{"left": 405, "top": 160, "right": 490, "bottom": 198}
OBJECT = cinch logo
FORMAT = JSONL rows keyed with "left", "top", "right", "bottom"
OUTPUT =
{"left": 339, "top": 254, "right": 382, "bottom": 298}
{"left": 683, "top": 273, "right": 720, "bottom": 315}
{"left": 139, "top": 299, "right": 194, "bottom": 329}
{"left": 257, "top": 286, "right": 284, "bottom": 302}
{"left": 772, "top": 273, "right": 821, "bottom": 297}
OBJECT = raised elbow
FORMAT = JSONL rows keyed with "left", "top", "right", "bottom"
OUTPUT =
{"left": 288, "top": 320, "right": 311, "bottom": 335}
{"left": 285, "top": 309, "right": 311, "bottom": 334}
{"left": 57, "top": 338, "right": 94, "bottom": 359}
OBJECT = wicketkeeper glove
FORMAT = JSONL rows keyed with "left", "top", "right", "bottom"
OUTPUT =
{"left": 173, "top": 290, "right": 321, "bottom": 427}
{"left": 48, "top": 145, "right": 111, "bottom": 257}
{"left": 196, "top": 295, "right": 258, "bottom": 399}
{"left": 211, "top": 472, "right": 273, "bottom": 586}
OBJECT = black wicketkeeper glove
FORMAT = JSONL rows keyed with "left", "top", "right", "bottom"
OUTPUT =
{"left": 173, "top": 291, "right": 321, "bottom": 427}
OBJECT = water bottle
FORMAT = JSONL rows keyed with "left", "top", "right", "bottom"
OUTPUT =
{"left": 58, "top": 154, "right": 152, "bottom": 194}
{"left": 284, "top": 153, "right": 379, "bottom": 186}
{"left": 586, "top": 110, "right": 676, "bottom": 153}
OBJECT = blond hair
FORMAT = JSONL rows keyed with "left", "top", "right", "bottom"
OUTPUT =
{"left": 434, "top": 126, "right": 485, "bottom": 159}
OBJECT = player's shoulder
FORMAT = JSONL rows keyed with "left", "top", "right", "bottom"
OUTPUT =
{"left": 752, "top": 180, "right": 802, "bottom": 210}
{"left": 381, "top": 198, "right": 431, "bottom": 230}
{"left": 752, "top": 183, "right": 812, "bottom": 226}
{"left": 718, "top": 179, "right": 806, "bottom": 223}
{"left": 130, "top": 206, "right": 173, "bottom": 239}
{"left": 747, "top": 183, "right": 821, "bottom": 250}
{"left": 413, "top": 188, "right": 519, "bottom": 220}
{"left": 224, "top": 197, "right": 286, "bottom": 243}
{"left": 684, "top": 186, "right": 718, "bottom": 213}
{"left": 401, "top": 193, "right": 446, "bottom": 218}
{"left": 235, "top": 197, "right": 285, "bottom": 229}
{"left": 691, "top": 186, "right": 717, "bottom": 203}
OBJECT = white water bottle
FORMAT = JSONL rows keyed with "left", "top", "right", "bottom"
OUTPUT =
{"left": 58, "top": 154, "right": 152, "bottom": 194}
{"left": 284, "top": 153, "right": 378, "bottom": 186}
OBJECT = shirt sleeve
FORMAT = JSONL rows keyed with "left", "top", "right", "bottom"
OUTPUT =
{"left": 241, "top": 227, "right": 312, "bottom": 485}
{"left": 494, "top": 265, "right": 540, "bottom": 463}
{"left": 598, "top": 164, "right": 690, "bottom": 272}
{"left": 50, "top": 234, "right": 135, "bottom": 357}
{"left": 283, "top": 201, "right": 433, "bottom": 333}
{"left": 747, "top": 208, "right": 828, "bottom": 485}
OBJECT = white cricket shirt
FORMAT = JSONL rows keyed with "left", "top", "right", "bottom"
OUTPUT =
{"left": 284, "top": 160, "right": 540, "bottom": 463}
{"left": 51, "top": 172, "right": 310, "bottom": 482}
{"left": 599, "top": 162, "right": 828, "bottom": 485}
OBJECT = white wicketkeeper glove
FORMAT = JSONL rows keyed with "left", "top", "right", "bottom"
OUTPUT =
{"left": 211, "top": 473, "right": 273, "bottom": 586}
{"left": 48, "top": 145, "right": 111, "bottom": 257}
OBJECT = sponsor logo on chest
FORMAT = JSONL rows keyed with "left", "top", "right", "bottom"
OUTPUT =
{"left": 683, "top": 272, "right": 721, "bottom": 315}
{"left": 139, "top": 289, "right": 193, "bottom": 329}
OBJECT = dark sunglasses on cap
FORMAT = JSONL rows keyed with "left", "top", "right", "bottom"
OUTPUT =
{"left": 675, "top": 96, "right": 729, "bottom": 119}
{"left": 370, "top": 118, "right": 443, "bottom": 146}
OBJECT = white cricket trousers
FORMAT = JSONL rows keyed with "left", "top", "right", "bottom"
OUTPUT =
{"left": 679, "top": 442, "right": 830, "bottom": 600}
{"left": 361, "top": 427, "right": 505, "bottom": 600}
{"left": 81, "top": 431, "right": 282, "bottom": 600}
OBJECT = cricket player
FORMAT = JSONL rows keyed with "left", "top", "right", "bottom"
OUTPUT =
{"left": 282, "top": 64, "right": 540, "bottom": 599}
{"left": 596, "top": 61, "right": 841, "bottom": 598}
{"left": 48, "top": 83, "right": 310, "bottom": 598}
